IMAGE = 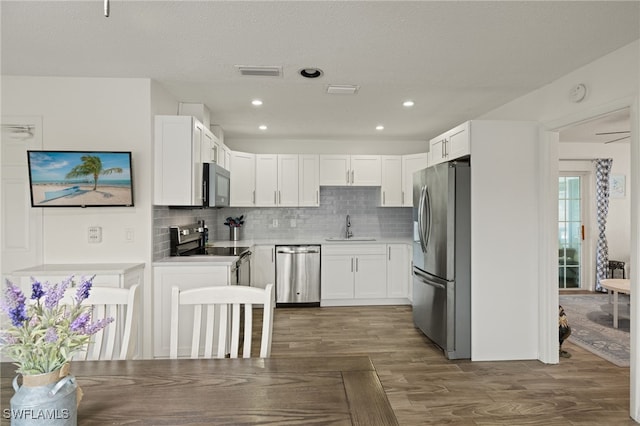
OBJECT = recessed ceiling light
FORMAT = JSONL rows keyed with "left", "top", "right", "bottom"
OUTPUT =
{"left": 403, "top": 100, "right": 415, "bottom": 107}
{"left": 259, "top": 125, "right": 268, "bottom": 131}
{"left": 376, "top": 125, "right": 385, "bottom": 131}
{"left": 299, "top": 68, "right": 324, "bottom": 78}
{"left": 252, "top": 99, "right": 263, "bottom": 106}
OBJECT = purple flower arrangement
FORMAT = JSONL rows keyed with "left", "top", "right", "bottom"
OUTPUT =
{"left": 0, "top": 275, "right": 113, "bottom": 375}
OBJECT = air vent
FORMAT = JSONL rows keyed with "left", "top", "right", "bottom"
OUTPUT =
{"left": 236, "top": 66, "right": 282, "bottom": 77}
{"left": 326, "top": 85, "right": 359, "bottom": 95}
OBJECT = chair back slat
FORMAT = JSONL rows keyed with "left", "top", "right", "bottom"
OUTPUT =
{"left": 169, "top": 284, "right": 275, "bottom": 359}
{"left": 65, "top": 284, "right": 140, "bottom": 361}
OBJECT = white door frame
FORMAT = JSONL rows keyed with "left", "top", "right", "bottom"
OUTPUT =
{"left": 542, "top": 96, "right": 639, "bottom": 420}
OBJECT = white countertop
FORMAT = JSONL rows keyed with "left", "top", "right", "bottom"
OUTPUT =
{"left": 154, "top": 238, "right": 412, "bottom": 265}
{"left": 207, "top": 237, "right": 412, "bottom": 247}
{"left": 12, "top": 263, "right": 145, "bottom": 276}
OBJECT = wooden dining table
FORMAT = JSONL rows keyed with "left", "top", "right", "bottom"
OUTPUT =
{"left": 1, "top": 356, "right": 398, "bottom": 425}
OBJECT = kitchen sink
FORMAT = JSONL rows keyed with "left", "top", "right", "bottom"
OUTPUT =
{"left": 325, "top": 237, "right": 376, "bottom": 241}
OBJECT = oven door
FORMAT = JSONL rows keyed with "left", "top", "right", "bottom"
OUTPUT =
{"left": 236, "top": 251, "right": 251, "bottom": 286}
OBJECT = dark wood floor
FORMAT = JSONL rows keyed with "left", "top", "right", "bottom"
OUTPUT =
{"left": 270, "top": 305, "right": 634, "bottom": 425}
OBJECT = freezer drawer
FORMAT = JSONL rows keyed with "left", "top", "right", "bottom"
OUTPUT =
{"left": 413, "top": 271, "right": 448, "bottom": 351}
{"left": 276, "top": 245, "right": 321, "bottom": 305}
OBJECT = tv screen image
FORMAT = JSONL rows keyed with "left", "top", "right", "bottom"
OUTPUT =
{"left": 27, "top": 151, "right": 134, "bottom": 207}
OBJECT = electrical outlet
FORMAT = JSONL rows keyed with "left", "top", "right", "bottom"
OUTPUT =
{"left": 272, "top": 219, "right": 278, "bottom": 227}
{"left": 88, "top": 226, "right": 102, "bottom": 243}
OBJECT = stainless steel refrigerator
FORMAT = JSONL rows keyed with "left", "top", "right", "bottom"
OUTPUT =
{"left": 412, "top": 160, "right": 471, "bottom": 359}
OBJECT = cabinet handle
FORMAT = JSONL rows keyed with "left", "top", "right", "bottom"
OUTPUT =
{"left": 402, "top": 191, "right": 404, "bottom": 205}
{"left": 351, "top": 258, "right": 354, "bottom": 272}
{"left": 252, "top": 191, "right": 255, "bottom": 204}
{"left": 271, "top": 248, "right": 274, "bottom": 263}
{"left": 388, "top": 247, "right": 391, "bottom": 260}
{"left": 351, "top": 169, "right": 354, "bottom": 184}
{"left": 383, "top": 191, "right": 385, "bottom": 205}
{"left": 279, "top": 190, "right": 281, "bottom": 204}
{"left": 356, "top": 257, "right": 359, "bottom": 272}
{"left": 316, "top": 190, "right": 319, "bottom": 204}
{"left": 274, "top": 191, "right": 277, "bottom": 204}
{"left": 441, "top": 139, "right": 445, "bottom": 158}
{"left": 346, "top": 170, "right": 349, "bottom": 184}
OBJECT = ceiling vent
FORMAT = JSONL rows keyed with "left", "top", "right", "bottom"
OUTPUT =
{"left": 326, "top": 85, "right": 359, "bottom": 95}
{"left": 236, "top": 66, "right": 282, "bottom": 77}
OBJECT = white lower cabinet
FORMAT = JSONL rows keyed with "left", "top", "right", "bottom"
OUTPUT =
{"left": 321, "top": 244, "right": 387, "bottom": 305}
{"left": 153, "top": 264, "right": 232, "bottom": 358}
{"left": 386, "top": 244, "right": 411, "bottom": 298}
{"left": 251, "top": 245, "right": 275, "bottom": 289}
{"left": 321, "top": 244, "right": 411, "bottom": 306}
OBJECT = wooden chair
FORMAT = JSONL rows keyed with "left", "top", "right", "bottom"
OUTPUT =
{"left": 70, "top": 284, "right": 141, "bottom": 360}
{"left": 169, "top": 284, "right": 275, "bottom": 359}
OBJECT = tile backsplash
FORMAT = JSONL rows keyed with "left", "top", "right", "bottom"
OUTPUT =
{"left": 153, "top": 187, "right": 412, "bottom": 260}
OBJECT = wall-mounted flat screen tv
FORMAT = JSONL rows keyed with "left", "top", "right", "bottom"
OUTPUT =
{"left": 27, "top": 151, "right": 134, "bottom": 207}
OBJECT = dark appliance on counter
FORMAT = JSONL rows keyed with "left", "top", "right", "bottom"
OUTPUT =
{"left": 275, "top": 245, "right": 321, "bottom": 307}
{"left": 412, "top": 160, "right": 471, "bottom": 359}
{"left": 169, "top": 222, "right": 251, "bottom": 286}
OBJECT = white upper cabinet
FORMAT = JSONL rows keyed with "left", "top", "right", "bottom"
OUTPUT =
{"left": 380, "top": 156, "right": 403, "bottom": 207}
{"left": 229, "top": 151, "right": 256, "bottom": 206}
{"left": 278, "top": 154, "right": 300, "bottom": 206}
{"left": 319, "top": 154, "right": 381, "bottom": 186}
{"left": 154, "top": 115, "right": 206, "bottom": 206}
{"left": 401, "top": 153, "right": 428, "bottom": 207}
{"left": 429, "top": 121, "right": 470, "bottom": 166}
{"left": 299, "top": 154, "right": 320, "bottom": 207}
{"left": 255, "top": 154, "right": 279, "bottom": 206}
{"left": 201, "top": 127, "right": 218, "bottom": 164}
{"left": 222, "top": 145, "right": 232, "bottom": 170}
{"left": 255, "top": 154, "right": 299, "bottom": 207}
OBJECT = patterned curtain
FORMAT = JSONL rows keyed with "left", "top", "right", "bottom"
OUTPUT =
{"left": 595, "top": 159, "right": 613, "bottom": 291}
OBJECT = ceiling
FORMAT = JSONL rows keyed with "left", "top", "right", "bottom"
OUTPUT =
{"left": 2, "top": 1, "right": 639, "bottom": 143}
{"left": 559, "top": 108, "right": 631, "bottom": 144}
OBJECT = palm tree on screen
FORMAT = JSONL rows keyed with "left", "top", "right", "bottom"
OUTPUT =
{"left": 65, "top": 155, "right": 122, "bottom": 190}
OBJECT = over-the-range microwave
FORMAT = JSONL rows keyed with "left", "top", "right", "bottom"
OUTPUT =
{"left": 203, "top": 162, "right": 230, "bottom": 208}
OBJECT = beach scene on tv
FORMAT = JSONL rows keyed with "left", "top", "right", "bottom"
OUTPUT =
{"left": 28, "top": 151, "right": 133, "bottom": 206}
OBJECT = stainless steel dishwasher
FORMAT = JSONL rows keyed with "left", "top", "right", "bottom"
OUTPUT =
{"left": 276, "top": 245, "right": 321, "bottom": 306}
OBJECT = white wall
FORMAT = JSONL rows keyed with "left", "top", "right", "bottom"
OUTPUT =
{"left": 228, "top": 137, "right": 428, "bottom": 155}
{"left": 1, "top": 76, "right": 179, "bottom": 358}
{"left": 479, "top": 39, "right": 639, "bottom": 418}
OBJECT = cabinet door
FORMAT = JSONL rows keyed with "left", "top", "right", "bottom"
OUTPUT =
{"left": 251, "top": 245, "right": 275, "bottom": 289}
{"left": 429, "top": 137, "right": 447, "bottom": 166}
{"left": 230, "top": 151, "right": 256, "bottom": 206}
{"left": 222, "top": 146, "right": 232, "bottom": 170}
{"left": 255, "top": 154, "right": 278, "bottom": 206}
{"left": 350, "top": 155, "right": 381, "bottom": 186}
{"left": 299, "top": 154, "right": 320, "bottom": 206}
{"left": 354, "top": 254, "right": 387, "bottom": 298}
{"left": 153, "top": 266, "right": 230, "bottom": 358}
{"left": 278, "top": 154, "right": 299, "bottom": 206}
{"left": 321, "top": 255, "right": 355, "bottom": 299}
{"left": 446, "top": 122, "right": 470, "bottom": 161}
{"left": 201, "top": 127, "right": 216, "bottom": 163}
{"left": 387, "top": 244, "right": 410, "bottom": 298}
{"left": 319, "top": 155, "right": 350, "bottom": 186}
{"left": 154, "top": 115, "right": 202, "bottom": 206}
{"left": 401, "top": 153, "right": 428, "bottom": 207}
{"left": 380, "top": 155, "right": 402, "bottom": 207}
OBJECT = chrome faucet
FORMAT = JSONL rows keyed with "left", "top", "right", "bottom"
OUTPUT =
{"left": 345, "top": 215, "right": 353, "bottom": 239}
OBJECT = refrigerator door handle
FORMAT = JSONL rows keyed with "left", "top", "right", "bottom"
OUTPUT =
{"left": 424, "top": 186, "right": 432, "bottom": 248}
{"left": 417, "top": 185, "right": 428, "bottom": 253}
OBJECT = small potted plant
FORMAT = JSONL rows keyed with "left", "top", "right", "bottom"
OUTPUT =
{"left": 224, "top": 215, "right": 245, "bottom": 241}
{"left": 0, "top": 276, "right": 113, "bottom": 425}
